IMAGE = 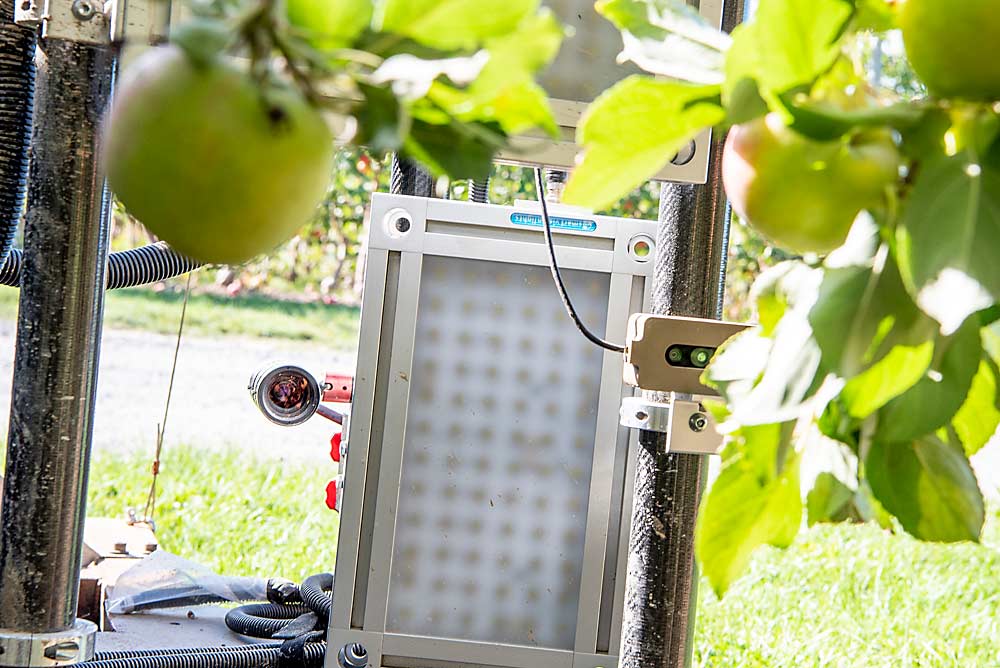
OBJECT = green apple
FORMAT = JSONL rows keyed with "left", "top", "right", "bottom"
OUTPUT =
{"left": 722, "top": 113, "right": 900, "bottom": 255}
{"left": 103, "top": 46, "right": 334, "bottom": 265}
{"left": 899, "top": 0, "right": 1000, "bottom": 101}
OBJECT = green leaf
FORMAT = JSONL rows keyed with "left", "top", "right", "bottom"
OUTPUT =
{"left": 354, "top": 84, "right": 407, "bottom": 152}
{"left": 875, "top": 317, "right": 982, "bottom": 444}
{"left": 747, "top": 0, "right": 853, "bottom": 98}
{"left": 696, "top": 423, "right": 801, "bottom": 596}
{"left": 376, "top": 0, "right": 538, "bottom": 50}
{"left": 563, "top": 76, "right": 723, "bottom": 210}
{"left": 897, "top": 150, "right": 1000, "bottom": 335}
{"left": 784, "top": 99, "right": 927, "bottom": 142}
{"left": 809, "top": 248, "right": 934, "bottom": 378}
{"left": 807, "top": 472, "right": 857, "bottom": 525}
{"left": 286, "top": 0, "right": 373, "bottom": 50}
{"left": 839, "top": 340, "right": 934, "bottom": 418}
{"left": 849, "top": 0, "right": 897, "bottom": 32}
{"left": 952, "top": 355, "right": 1000, "bottom": 457}
{"left": 428, "top": 10, "right": 563, "bottom": 135}
{"left": 596, "top": 0, "right": 731, "bottom": 84}
{"left": 402, "top": 119, "right": 502, "bottom": 180}
{"left": 866, "top": 434, "right": 985, "bottom": 543}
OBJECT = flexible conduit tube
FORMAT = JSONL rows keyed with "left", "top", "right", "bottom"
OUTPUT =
{"left": 0, "top": 242, "right": 202, "bottom": 289}
{"left": 95, "top": 646, "right": 281, "bottom": 661}
{"left": 224, "top": 603, "right": 312, "bottom": 639}
{"left": 0, "top": 0, "right": 35, "bottom": 267}
{"left": 299, "top": 573, "right": 333, "bottom": 620}
{"left": 79, "top": 643, "right": 326, "bottom": 668}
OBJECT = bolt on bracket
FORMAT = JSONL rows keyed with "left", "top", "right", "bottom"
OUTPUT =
{"left": 620, "top": 395, "right": 724, "bottom": 455}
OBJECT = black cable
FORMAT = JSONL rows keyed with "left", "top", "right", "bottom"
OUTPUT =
{"left": 299, "top": 573, "right": 332, "bottom": 620}
{"left": 534, "top": 168, "right": 625, "bottom": 354}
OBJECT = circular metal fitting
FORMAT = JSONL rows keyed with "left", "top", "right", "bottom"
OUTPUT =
{"left": 689, "top": 412, "right": 709, "bottom": 433}
{"left": 0, "top": 620, "right": 97, "bottom": 667}
{"left": 384, "top": 208, "right": 414, "bottom": 239}
{"left": 70, "top": 0, "right": 96, "bottom": 21}
{"left": 248, "top": 363, "right": 322, "bottom": 427}
{"left": 338, "top": 642, "right": 368, "bottom": 668}
{"left": 671, "top": 140, "right": 697, "bottom": 166}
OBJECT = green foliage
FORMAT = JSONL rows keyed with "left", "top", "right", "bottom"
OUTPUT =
{"left": 563, "top": 0, "right": 1000, "bottom": 595}
{"left": 169, "top": 0, "right": 563, "bottom": 181}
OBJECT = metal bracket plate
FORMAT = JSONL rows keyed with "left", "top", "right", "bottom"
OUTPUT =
{"left": 16, "top": 0, "right": 115, "bottom": 44}
{"left": 620, "top": 396, "right": 724, "bottom": 455}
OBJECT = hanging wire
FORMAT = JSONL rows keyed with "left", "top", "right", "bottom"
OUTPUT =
{"left": 534, "top": 168, "right": 626, "bottom": 354}
{"left": 141, "top": 273, "right": 193, "bottom": 525}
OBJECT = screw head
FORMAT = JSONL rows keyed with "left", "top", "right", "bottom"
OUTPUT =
{"left": 689, "top": 413, "right": 709, "bottom": 433}
{"left": 394, "top": 217, "right": 411, "bottom": 233}
{"left": 71, "top": 0, "right": 95, "bottom": 20}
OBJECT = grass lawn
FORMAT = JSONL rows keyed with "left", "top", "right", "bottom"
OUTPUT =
{"left": 89, "top": 446, "right": 1000, "bottom": 667}
{"left": 0, "top": 286, "right": 360, "bottom": 348}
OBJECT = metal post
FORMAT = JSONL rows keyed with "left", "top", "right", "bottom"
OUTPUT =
{"left": 389, "top": 155, "right": 434, "bottom": 198}
{"left": 0, "top": 35, "right": 115, "bottom": 663}
{"left": 619, "top": 2, "right": 745, "bottom": 666}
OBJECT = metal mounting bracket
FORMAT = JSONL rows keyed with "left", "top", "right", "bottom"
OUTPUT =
{"left": 620, "top": 395, "right": 724, "bottom": 455}
{"left": 16, "top": 0, "right": 114, "bottom": 44}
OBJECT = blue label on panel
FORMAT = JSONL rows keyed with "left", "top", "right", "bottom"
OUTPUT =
{"left": 510, "top": 212, "right": 598, "bottom": 233}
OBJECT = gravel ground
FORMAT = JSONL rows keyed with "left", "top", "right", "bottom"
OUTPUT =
{"left": 0, "top": 320, "right": 356, "bottom": 462}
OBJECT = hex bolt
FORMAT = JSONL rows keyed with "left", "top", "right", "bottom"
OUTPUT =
{"left": 112, "top": 541, "right": 128, "bottom": 554}
{"left": 145, "top": 543, "right": 158, "bottom": 554}
{"left": 689, "top": 413, "right": 709, "bottom": 433}
{"left": 71, "top": 0, "right": 96, "bottom": 20}
{"left": 44, "top": 642, "right": 79, "bottom": 661}
{"left": 338, "top": 642, "right": 368, "bottom": 668}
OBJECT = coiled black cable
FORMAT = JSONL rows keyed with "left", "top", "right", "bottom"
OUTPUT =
{"left": 224, "top": 603, "right": 312, "bottom": 640}
{"left": 0, "top": 242, "right": 201, "bottom": 289}
{"left": 95, "top": 645, "right": 281, "bottom": 660}
{"left": 299, "top": 573, "right": 332, "bottom": 620}
{"left": 0, "top": 0, "right": 36, "bottom": 268}
{"left": 79, "top": 643, "right": 326, "bottom": 668}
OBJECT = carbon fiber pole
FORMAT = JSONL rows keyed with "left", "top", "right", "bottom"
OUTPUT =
{"left": 389, "top": 155, "right": 434, "bottom": 197}
{"left": 619, "top": 2, "right": 746, "bottom": 666}
{"left": 0, "top": 37, "right": 116, "bottom": 633}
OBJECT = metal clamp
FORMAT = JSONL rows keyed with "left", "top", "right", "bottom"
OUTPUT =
{"left": 620, "top": 396, "right": 723, "bottom": 455}
{"left": 16, "top": 0, "right": 114, "bottom": 44}
{"left": 0, "top": 619, "right": 97, "bottom": 667}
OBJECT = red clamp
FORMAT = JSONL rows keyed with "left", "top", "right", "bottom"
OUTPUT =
{"left": 330, "top": 432, "right": 342, "bottom": 463}
{"left": 323, "top": 374, "right": 354, "bottom": 404}
{"left": 325, "top": 480, "right": 338, "bottom": 510}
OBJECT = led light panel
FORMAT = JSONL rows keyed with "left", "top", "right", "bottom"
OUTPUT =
{"left": 328, "top": 195, "right": 656, "bottom": 668}
{"left": 387, "top": 257, "right": 608, "bottom": 649}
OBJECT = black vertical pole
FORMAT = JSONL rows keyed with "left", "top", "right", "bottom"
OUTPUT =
{"left": 619, "top": 2, "right": 746, "bottom": 666}
{"left": 0, "top": 37, "right": 116, "bottom": 635}
{"left": 389, "top": 155, "right": 434, "bottom": 198}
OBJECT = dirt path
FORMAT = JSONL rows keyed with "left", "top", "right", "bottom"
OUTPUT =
{"left": 0, "top": 320, "right": 355, "bottom": 462}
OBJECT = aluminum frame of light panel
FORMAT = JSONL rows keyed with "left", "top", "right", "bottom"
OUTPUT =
{"left": 495, "top": 0, "right": 725, "bottom": 184}
{"left": 326, "top": 195, "right": 656, "bottom": 668}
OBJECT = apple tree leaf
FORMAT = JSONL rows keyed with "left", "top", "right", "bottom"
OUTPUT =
{"left": 867, "top": 434, "right": 985, "bottom": 543}
{"left": 696, "top": 422, "right": 801, "bottom": 596}
{"left": 952, "top": 355, "right": 1000, "bottom": 457}
{"left": 875, "top": 316, "right": 982, "bottom": 444}
{"left": 562, "top": 76, "right": 723, "bottom": 210}
{"left": 897, "top": 150, "right": 1000, "bottom": 335}
{"left": 376, "top": 0, "right": 539, "bottom": 51}
{"left": 596, "top": 0, "right": 731, "bottom": 85}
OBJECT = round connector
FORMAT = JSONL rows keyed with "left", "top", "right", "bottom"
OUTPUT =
{"left": 690, "top": 347, "right": 713, "bottom": 368}
{"left": 671, "top": 140, "right": 697, "bottom": 166}
{"left": 384, "top": 208, "right": 414, "bottom": 239}
{"left": 629, "top": 233, "right": 655, "bottom": 262}
{"left": 338, "top": 643, "right": 368, "bottom": 668}
{"left": 248, "top": 363, "right": 322, "bottom": 427}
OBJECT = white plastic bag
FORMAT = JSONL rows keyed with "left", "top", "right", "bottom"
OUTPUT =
{"left": 106, "top": 550, "right": 267, "bottom": 615}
